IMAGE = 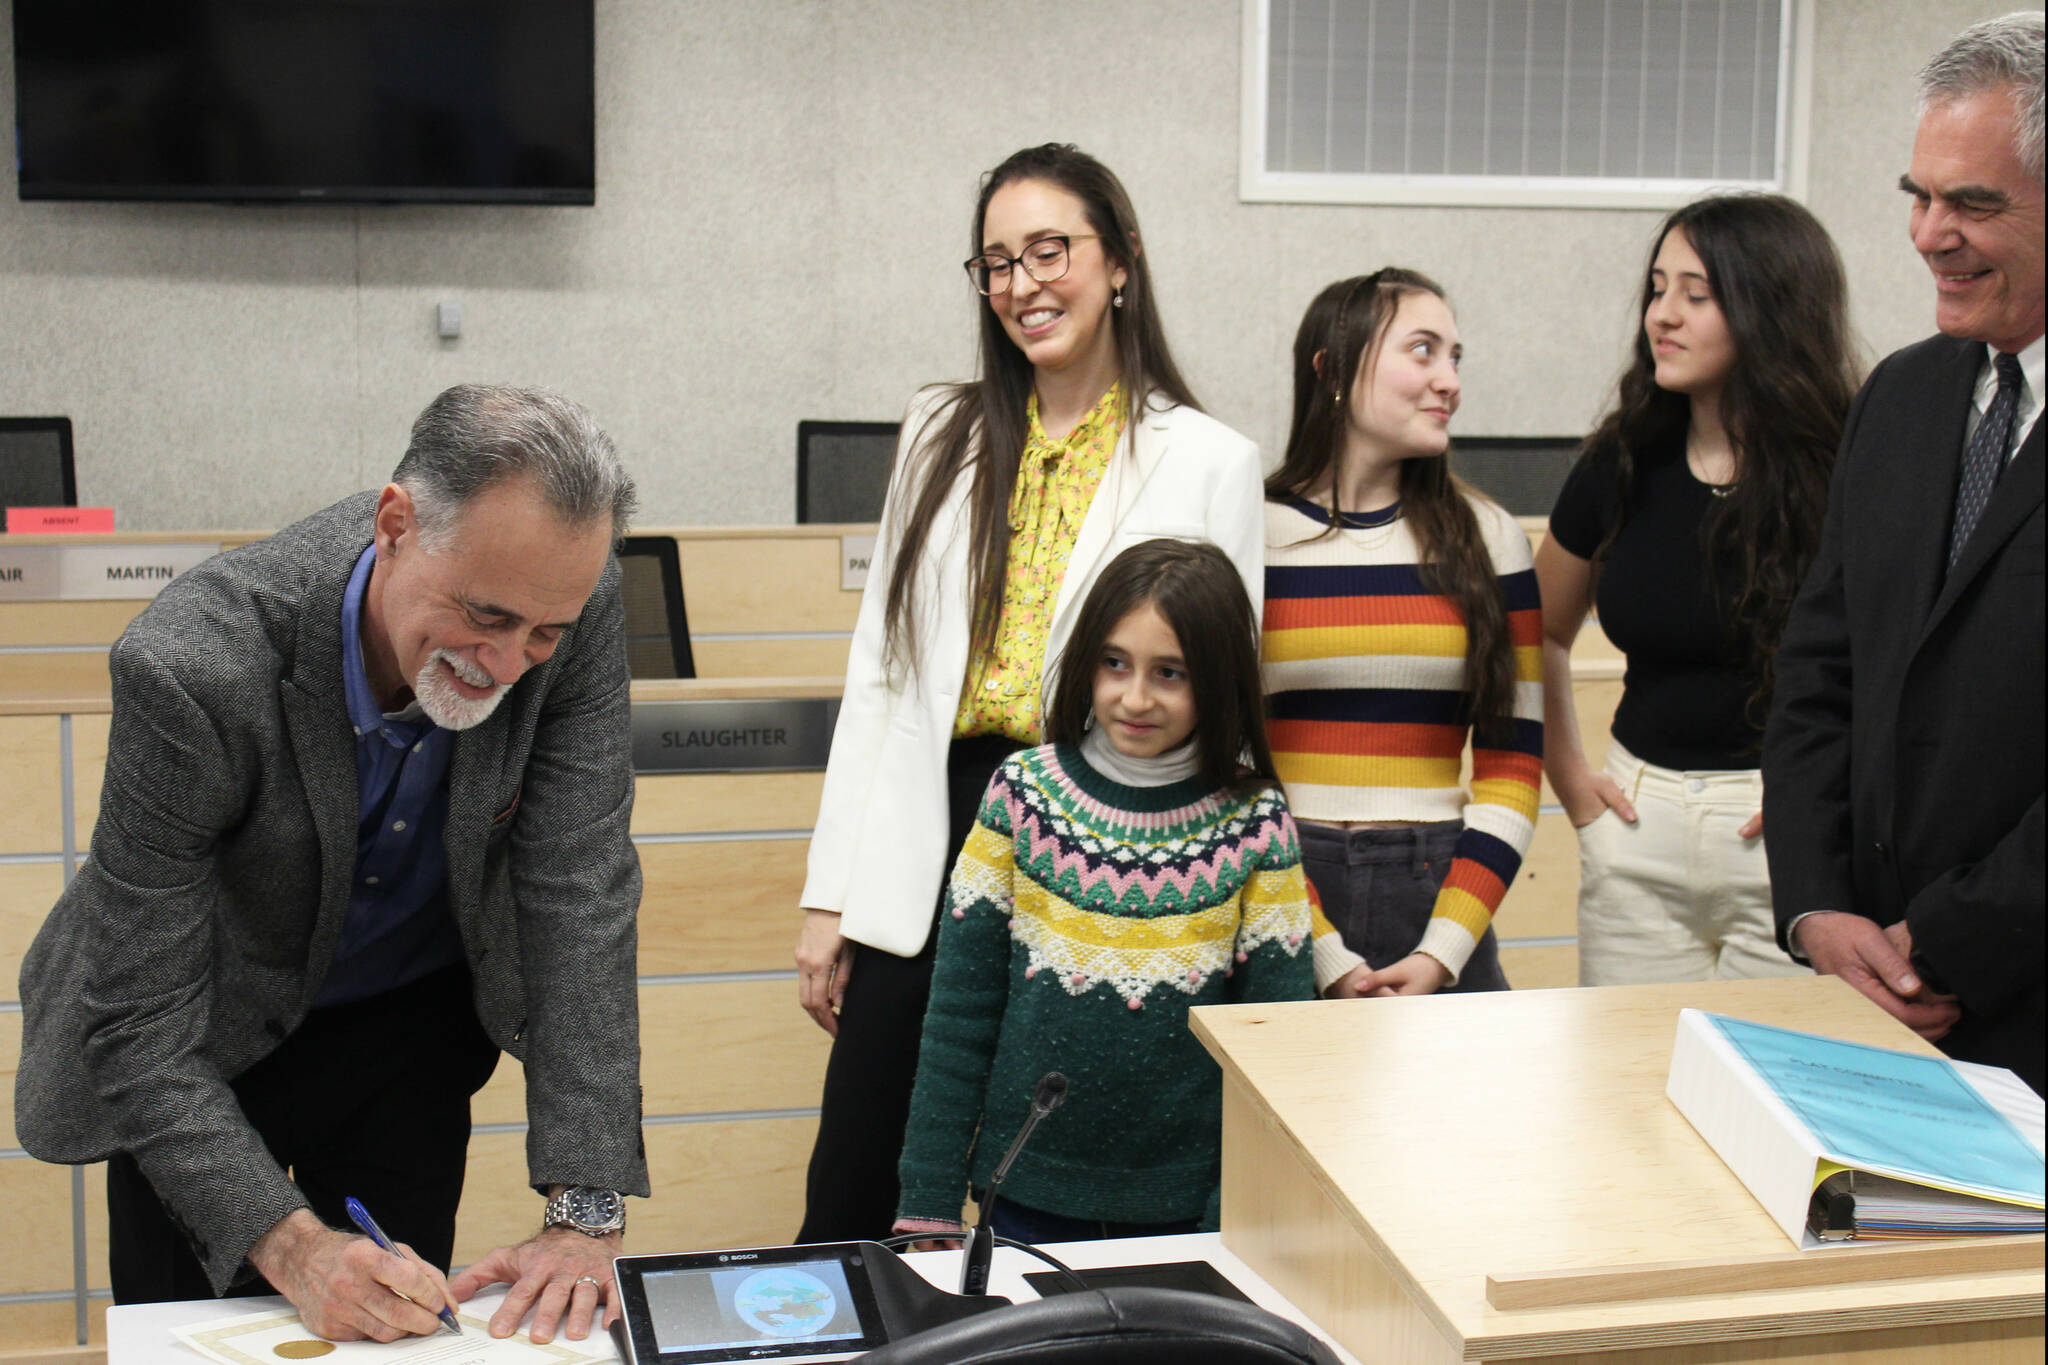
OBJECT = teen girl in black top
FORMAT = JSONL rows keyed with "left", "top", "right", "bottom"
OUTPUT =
{"left": 1537, "top": 194, "right": 1857, "bottom": 985}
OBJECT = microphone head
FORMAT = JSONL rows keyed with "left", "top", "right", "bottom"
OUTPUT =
{"left": 1035, "top": 1071, "right": 1069, "bottom": 1114}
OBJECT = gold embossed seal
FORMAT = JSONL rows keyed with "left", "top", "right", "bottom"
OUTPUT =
{"left": 273, "top": 1341, "right": 335, "bottom": 1358}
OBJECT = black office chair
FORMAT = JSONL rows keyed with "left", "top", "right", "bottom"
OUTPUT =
{"left": 615, "top": 536, "right": 694, "bottom": 679}
{"left": 857, "top": 1286, "right": 1344, "bottom": 1364}
{"left": 1450, "top": 435, "right": 1579, "bottom": 517}
{"left": 0, "top": 416, "right": 77, "bottom": 531}
{"left": 796, "top": 419, "right": 899, "bottom": 524}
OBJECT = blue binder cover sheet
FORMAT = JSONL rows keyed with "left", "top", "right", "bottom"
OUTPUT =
{"left": 1708, "top": 1014, "right": 2044, "bottom": 1203}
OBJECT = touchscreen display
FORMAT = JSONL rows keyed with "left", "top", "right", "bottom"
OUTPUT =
{"left": 641, "top": 1257, "right": 867, "bottom": 1356}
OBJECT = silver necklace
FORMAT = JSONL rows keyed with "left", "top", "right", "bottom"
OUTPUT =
{"left": 1687, "top": 439, "right": 1739, "bottom": 499}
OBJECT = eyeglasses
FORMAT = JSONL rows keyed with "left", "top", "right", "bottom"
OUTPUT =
{"left": 964, "top": 234, "right": 1101, "bottom": 296}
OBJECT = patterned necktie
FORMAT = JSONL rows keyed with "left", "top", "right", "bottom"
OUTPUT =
{"left": 1949, "top": 351, "right": 2024, "bottom": 568}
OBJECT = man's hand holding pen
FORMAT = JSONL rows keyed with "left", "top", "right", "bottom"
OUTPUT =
{"left": 247, "top": 1209, "right": 460, "bottom": 1343}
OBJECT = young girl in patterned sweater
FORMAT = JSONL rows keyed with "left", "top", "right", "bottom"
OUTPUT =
{"left": 892, "top": 538, "right": 1316, "bottom": 1245}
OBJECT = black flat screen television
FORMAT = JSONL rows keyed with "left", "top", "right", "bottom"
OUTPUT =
{"left": 13, "top": 1, "right": 595, "bottom": 205}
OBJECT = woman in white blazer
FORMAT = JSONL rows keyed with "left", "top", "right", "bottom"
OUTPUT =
{"left": 791, "top": 144, "right": 1264, "bottom": 1241}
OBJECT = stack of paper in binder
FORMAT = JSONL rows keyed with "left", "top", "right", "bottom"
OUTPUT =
{"left": 1666, "top": 1009, "right": 2045, "bottom": 1249}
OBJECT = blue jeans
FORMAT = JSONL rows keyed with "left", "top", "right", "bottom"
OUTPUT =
{"left": 1298, "top": 819, "right": 1510, "bottom": 991}
{"left": 988, "top": 1198, "right": 1202, "bottom": 1244}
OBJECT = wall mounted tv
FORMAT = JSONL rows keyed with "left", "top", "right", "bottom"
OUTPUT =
{"left": 12, "top": 1, "right": 595, "bottom": 205}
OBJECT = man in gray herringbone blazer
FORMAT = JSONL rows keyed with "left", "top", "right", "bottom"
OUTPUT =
{"left": 16, "top": 386, "right": 648, "bottom": 1344}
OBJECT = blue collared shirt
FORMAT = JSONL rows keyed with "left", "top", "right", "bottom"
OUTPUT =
{"left": 316, "top": 546, "right": 464, "bottom": 1007}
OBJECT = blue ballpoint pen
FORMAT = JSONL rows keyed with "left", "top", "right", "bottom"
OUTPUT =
{"left": 344, "top": 1196, "right": 464, "bottom": 1336}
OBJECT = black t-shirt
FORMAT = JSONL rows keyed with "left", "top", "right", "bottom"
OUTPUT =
{"left": 1548, "top": 439, "right": 1763, "bottom": 770}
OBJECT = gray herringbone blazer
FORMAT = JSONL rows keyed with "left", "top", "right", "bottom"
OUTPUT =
{"left": 15, "top": 492, "right": 648, "bottom": 1291}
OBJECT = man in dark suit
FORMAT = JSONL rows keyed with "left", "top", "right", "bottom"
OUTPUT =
{"left": 1766, "top": 12, "right": 2044, "bottom": 1094}
{"left": 16, "top": 386, "right": 649, "bottom": 1338}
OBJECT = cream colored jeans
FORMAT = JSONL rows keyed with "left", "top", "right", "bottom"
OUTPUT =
{"left": 1575, "top": 741, "right": 1809, "bottom": 986}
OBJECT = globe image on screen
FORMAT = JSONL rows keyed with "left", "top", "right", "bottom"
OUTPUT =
{"left": 733, "top": 1268, "right": 838, "bottom": 1338}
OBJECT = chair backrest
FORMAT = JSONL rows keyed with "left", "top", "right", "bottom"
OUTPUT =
{"left": 857, "top": 1286, "right": 1344, "bottom": 1365}
{"left": 797, "top": 420, "right": 899, "bottom": 524}
{"left": 1450, "top": 435, "right": 1579, "bottom": 517}
{"left": 0, "top": 417, "right": 77, "bottom": 531}
{"left": 615, "top": 536, "right": 694, "bottom": 679}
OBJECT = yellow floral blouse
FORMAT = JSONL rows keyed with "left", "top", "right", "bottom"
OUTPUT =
{"left": 953, "top": 383, "right": 1126, "bottom": 742}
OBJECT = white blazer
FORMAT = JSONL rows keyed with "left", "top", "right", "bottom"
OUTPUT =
{"left": 801, "top": 388, "right": 1266, "bottom": 956}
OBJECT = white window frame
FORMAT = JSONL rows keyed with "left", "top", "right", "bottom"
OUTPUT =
{"left": 1239, "top": 0, "right": 1815, "bottom": 209}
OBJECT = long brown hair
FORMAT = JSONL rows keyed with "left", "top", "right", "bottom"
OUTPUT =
{"left": 881, "top": 144, "right": 1201, "bottom": 679}
{"left": 1042, "top": 539, "right": 1275, "bottom": 792}
{"left": 1266, "top": 270, "right": 1519, "bottom": 741}
{"left": 1585, "top": 193, "right": 1855, "bottom": 728}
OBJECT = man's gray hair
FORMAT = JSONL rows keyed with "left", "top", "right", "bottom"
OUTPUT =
{"left": 1919, "top": 11, "right": 2045, "bottom": 180}
{"left": 392, "top": 384, "right": 638, "bottom": 548}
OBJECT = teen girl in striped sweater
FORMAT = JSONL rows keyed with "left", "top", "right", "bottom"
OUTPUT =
{"left": 1264, "top": 270, "right": 1544, "bottom": 996}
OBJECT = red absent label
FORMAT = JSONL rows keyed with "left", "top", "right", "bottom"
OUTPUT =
{"left": 5, "top": 506, "right": 115, "bottom": 533}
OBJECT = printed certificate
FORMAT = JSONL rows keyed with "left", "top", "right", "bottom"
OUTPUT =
{"left": 172, "top": 1310, "right": 612, "bottom": 1365}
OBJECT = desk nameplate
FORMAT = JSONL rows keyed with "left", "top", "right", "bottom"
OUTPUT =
{"left": 0, "top": 542, "right": 222, "bottom": 601}
{"left": 840, "top": 534, "right": 876, "bottom": 591}
{"left": 631, "top": 697, "right": 841, "bottom": 773}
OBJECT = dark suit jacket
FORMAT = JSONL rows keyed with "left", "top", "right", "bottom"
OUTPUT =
{"left": 1765, "top": 333, "right": 2044, "bottom": 1094}
{"left": 15, "top": 493, "right": 650, "bottom": 1289}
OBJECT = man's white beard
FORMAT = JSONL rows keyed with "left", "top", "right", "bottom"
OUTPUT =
{"left": 413, "top": 648, "right": 507, "bottom": 731}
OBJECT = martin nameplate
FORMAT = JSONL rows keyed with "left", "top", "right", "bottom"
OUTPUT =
{"left": 631, "top": 697, "right": 841, "bottom": 774}
{"left": 0, "top": 542, "right": 222, "bottom": 602}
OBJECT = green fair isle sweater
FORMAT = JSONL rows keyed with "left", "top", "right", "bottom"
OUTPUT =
{"left": 896, "top": 741, "right": 1315, "bottom": 1228}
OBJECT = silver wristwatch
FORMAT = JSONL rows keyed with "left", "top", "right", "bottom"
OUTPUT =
{"left": 544, "top": 1185, "right": 626, "bottom": 1237}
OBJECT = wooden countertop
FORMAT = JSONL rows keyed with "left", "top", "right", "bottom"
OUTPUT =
{"left": 0, "top": 687, "right": 116, "bottom": 717}
{"left": 630, "top": 676, "right": 845, "bottom": 702}
{"left": 0, "top": 523, "right": 877, "bottom": 547}
{"left": 0, "top": 675, "right": 848, "bottom": 717}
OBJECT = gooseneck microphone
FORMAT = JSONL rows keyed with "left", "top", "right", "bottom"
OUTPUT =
{"left": 959, "top": 1070, "right": 1068, "bottom": 1296}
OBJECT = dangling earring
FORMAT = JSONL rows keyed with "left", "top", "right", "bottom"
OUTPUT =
{"left": 1083, "top": 710, "right": 1097, "bottom": 732}
{"left": 1112, "top": 288, "right": 1125, "bottom": 309}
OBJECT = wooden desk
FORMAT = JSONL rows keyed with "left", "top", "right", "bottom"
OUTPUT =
{"left": 1193, "top": 979, "right": 2045, "bottom": 1364}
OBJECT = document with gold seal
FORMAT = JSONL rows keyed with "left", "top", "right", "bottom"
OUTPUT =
{"left": 171, "top": 1310, "right": 612, "bottom": 1365}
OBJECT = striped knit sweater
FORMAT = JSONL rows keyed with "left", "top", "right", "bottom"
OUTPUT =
{"left": 896, "top": 742, "right": 1314, "bottom": 1228}
{"left": 1262, "top": 493, "right": 1544, "bottom": 981}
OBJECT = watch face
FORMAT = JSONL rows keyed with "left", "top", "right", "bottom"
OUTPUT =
{"left": 571, "top": 1187, "right": 623, "bottom": 1228}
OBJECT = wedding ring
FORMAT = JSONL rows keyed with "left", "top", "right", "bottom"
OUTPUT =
{"left": 575, "top": 1275, "right": 603, "bottom": 1289}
